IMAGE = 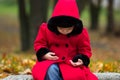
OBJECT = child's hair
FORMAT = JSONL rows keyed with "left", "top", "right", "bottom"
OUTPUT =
{"left": 47, "top": 16, "right": 83, "bottom": 36}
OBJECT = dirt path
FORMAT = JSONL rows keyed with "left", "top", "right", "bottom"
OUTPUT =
{"left": 0, "top": 16, "right": 20, "bottom": 52}
{"left": 90, "top": 31, "right": 120, "bottom": 61}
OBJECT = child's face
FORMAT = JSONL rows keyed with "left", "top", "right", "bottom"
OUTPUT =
{"left": 57, "top": 26, "right": 74, "bottom": 35}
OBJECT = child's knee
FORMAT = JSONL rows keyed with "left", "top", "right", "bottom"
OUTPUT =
{"left": 47, "top": 64, "right": 59, "bottom": 73}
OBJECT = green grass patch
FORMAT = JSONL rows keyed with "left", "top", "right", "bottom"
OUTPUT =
{"left": 0, "top": 4, "right": 18, "bottom": 16}
{"left": 81, "top": 6, "right": 90, "bottom": 28}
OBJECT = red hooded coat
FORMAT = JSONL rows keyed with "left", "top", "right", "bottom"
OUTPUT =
{"left": 32, "top": 0, "right": 98, "bottom": 80}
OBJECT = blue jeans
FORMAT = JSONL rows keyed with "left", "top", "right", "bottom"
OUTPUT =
{"left": 45, "top": 64, "right": 63, "bottom": 80}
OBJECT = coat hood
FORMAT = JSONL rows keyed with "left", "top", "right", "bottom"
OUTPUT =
{"left": 48, "top": 0, "right": 83, "bottom": 35}
{"left": 52, "top": 0, "right": 80, "bottom": 19}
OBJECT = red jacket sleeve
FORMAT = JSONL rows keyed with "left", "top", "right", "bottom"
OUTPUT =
{"left": 72, "top": 28, "right": 92, "bottom": 66}
{"left": 78, "top": 28, "right": 92, "bottom": 58}
{"left": 34, "top": 23, "right": 50, "bottom": 61}
{"left": 34, "top": 23, "right": 48, "bottom": 51}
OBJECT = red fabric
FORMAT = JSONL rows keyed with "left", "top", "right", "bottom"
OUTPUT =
{"left": 32, "top": 0, "right": 98, "bottom": 80}
{"left": 52, "top": 0, "right": 80, "bottom": 19}
{"left": 32, "top": 23, "right": 98, "bottom": 80}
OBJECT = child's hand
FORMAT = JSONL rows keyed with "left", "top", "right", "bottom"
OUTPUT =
{"left": 42, "top": 52, "right": 59, "bottom": 60}
{"left": 69, "top": 59, "right": 83, "bottom": 67}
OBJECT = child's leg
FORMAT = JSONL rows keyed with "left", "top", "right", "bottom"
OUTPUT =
{"left": 45, "top": 64, "right": 62, "bottom": 80}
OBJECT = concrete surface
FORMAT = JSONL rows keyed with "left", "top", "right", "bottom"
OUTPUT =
{"left": 2, "top": 73, "right": 120, "bottom": 80}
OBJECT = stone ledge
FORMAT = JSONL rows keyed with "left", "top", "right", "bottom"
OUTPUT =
{"left": 94, "top": 73, "right": 120, "bottom": 80}
{"left": 2, "top": 73, "right": 120, "bottom": 80}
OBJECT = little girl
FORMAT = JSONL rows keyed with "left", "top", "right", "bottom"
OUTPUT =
{"left": 32, "top": 0, "right": 98, "bottom": 80}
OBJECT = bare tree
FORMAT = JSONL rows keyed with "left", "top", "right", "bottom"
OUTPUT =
{"left": 53, "top": 0, "right": 57, "bottom": 8}
{"left": 18, "top": 0, "right": 49, "bottom": 51}
{"left": 106, "top": 0, "right": 114, "bottom": 34}
{"left": 90, "top": 0, "right": 101, "bottom": 30}
{"left": 29, "top": 0, "right": 49, "bottom": 47}
{"left": 18, "top": 0, "right": 30, "bottom": 51}
{"left": 76, "top": 0, "right": 89, "bottom": 14}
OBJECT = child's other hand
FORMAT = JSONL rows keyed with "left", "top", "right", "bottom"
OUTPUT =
{"left": 69, "top": 59, "right": 83, "bottom": 67}
{"left": 42, "top": 52, "right": 59, "bottom": 60}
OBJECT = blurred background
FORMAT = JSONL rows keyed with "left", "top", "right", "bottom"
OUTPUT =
{"left": 0, "top": 0, "right": 120, "bottom": 78}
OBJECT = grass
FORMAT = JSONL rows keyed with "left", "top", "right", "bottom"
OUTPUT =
{"left": 0, "top": 4, "right": 18, "bottom": 16}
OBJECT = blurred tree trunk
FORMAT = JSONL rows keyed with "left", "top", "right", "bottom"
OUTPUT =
{"left": 18, "top": 0, "right": 30, "bottom": 51}
{"left": 106, "top": 0, "right": 114, "bottom": 33}
{"left": 90, "top": 0, "right": 101, "bottom": 30}
{"left": 76, "top": 0, "right": 89, "bottom": 14}
{"left": 114, "top": 27, "right": 120, "bottom": 37}
{"left": 29, "top": 0, "right": 49, "bottom": 47}
{"left": 47, "top": 0, "right": 57, "bottom": 19}
{"left": 53, "top": 0, "right": 57, "bottom": 7}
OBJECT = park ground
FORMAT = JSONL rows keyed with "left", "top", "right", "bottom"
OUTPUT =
{"left": 0, "top": 13, "right": 120, "bottom": 78}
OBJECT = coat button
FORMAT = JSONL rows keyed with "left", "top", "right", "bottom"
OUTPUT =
{"left": 62, "top": 56, "right": 65, "bottom": 60}
{"left": 55, "top": 44, "right": 59, "bottom": 47}
{"left": 65, "top": 44, "right": 69, "bottom": 48}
